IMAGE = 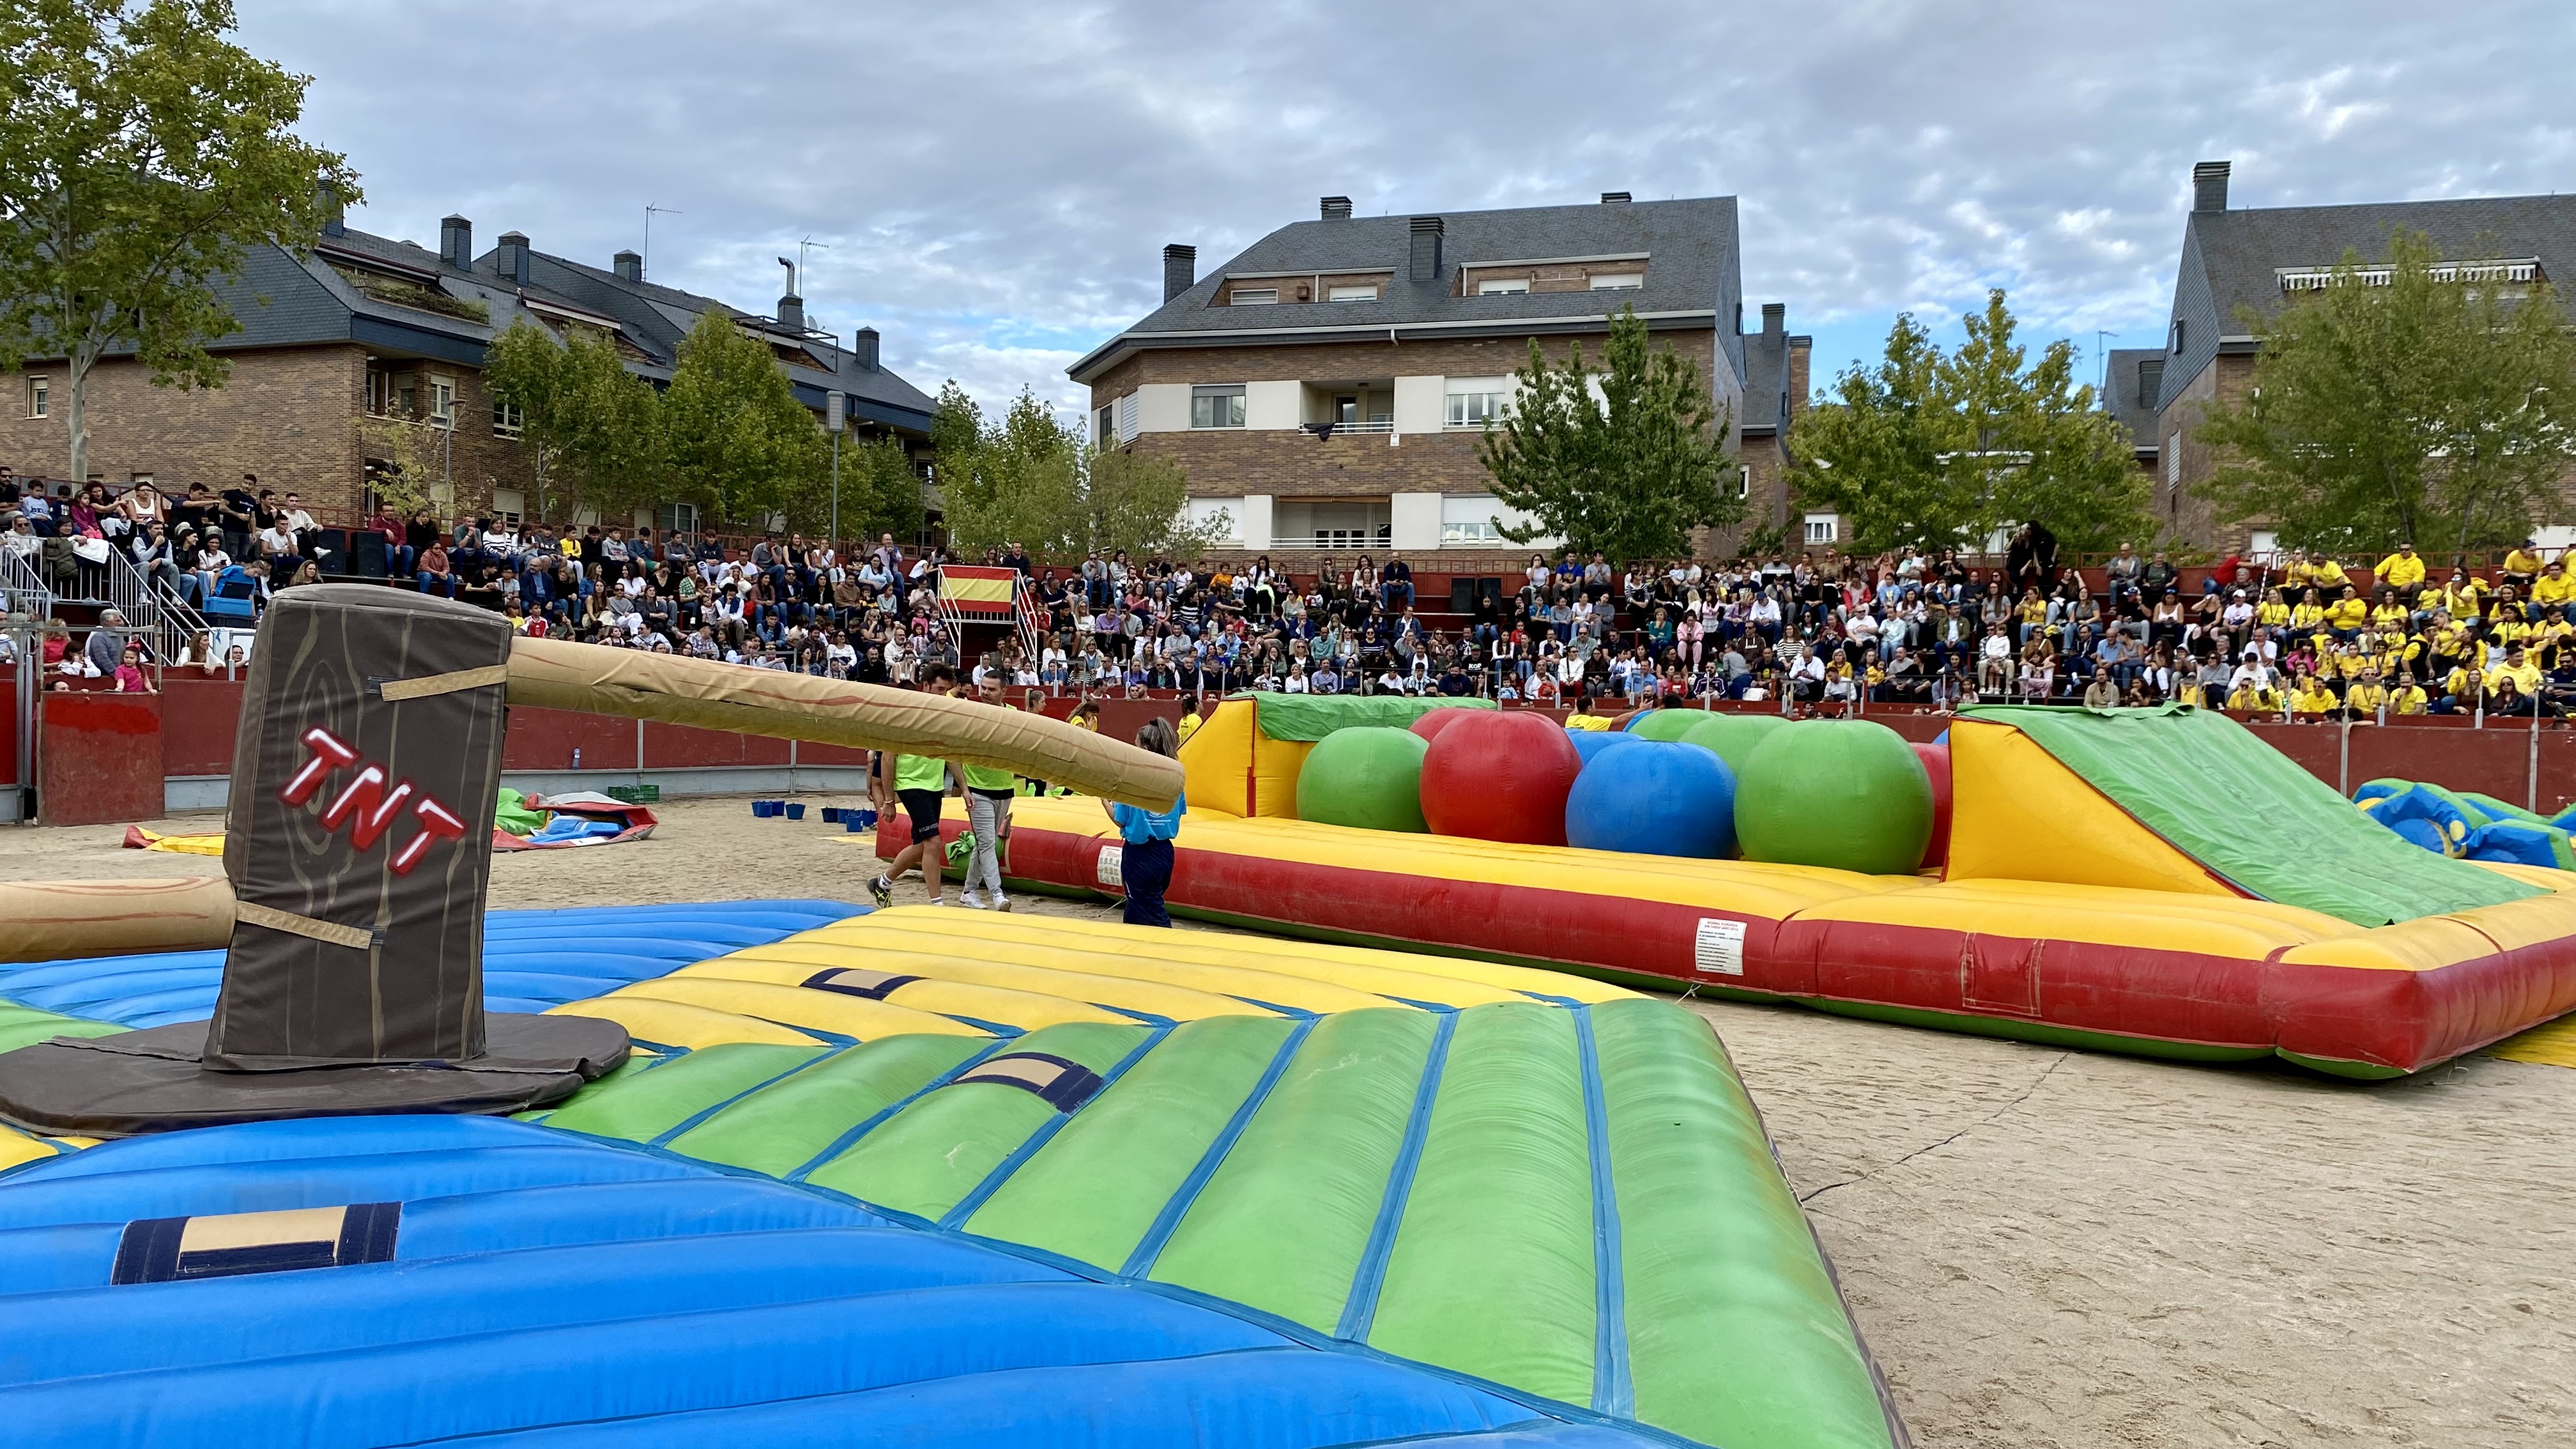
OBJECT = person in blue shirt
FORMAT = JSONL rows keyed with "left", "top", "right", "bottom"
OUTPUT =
{"left": 1103, "top": 717, "right": 1185, "bottom": 927}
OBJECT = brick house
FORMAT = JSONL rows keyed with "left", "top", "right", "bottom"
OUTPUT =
{"left": 1068, "top": 194, "right": 1806, "bottom": 566}
{"left": 0, "top": 199, "right": 934, "bottom": 531}
{"left": 2143, "top": 160, "right": 2576, "bottom": 553}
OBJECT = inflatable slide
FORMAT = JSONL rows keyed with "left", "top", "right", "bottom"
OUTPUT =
{"left": 923, "top": 696, "right": 2576, "bottom": 1078}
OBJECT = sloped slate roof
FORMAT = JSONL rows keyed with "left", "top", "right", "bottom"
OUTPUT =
{"left": 1071, "top": 196, "right": 1743, "bottom": 385}
{"left": 2156, "top": 193, "right": 2576, "bottom": 413}
{"left": 2101, "top": 346, "right": 2164, "bottom": 449}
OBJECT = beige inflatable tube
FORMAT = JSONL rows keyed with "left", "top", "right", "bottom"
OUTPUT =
{"left": 504, "top": 638, "right": 1182, "bottom": 811}
{"left": 0, "top": 878, "right": 236, "bottom": 965}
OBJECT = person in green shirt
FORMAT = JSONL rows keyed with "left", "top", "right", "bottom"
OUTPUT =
{"left": 959, "top": 675, "right": 1020, "bottom": 910}
{"left": 869, "top": 668, "right": 962, "bottom": 907}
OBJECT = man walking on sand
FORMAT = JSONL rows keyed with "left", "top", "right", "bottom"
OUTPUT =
{"left": 869, "top": 666, "right": 960, "bottom": 907}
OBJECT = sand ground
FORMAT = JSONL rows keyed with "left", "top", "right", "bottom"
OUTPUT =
{"left": 8, "top": 797, "right": 2572, "bottom": 1449}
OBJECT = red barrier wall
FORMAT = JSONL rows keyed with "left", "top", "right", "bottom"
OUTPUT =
{"left": 42, "top": 690, "right": 164, "bottom": 825}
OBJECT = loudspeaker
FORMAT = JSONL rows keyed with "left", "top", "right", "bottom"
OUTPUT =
{"left": 349, "top": 530, "right": 389, "bottom": 578}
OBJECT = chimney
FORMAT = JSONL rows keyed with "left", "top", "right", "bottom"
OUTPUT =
{"left": 1409, "top": 217, "right": 1444, "bottom": 284}
{"left": 318, "top": 182, "right": 345, "bottom": 238}
{"left": 1320, "top": 195, "right": 1353, "bottom": 220}
{"left": 778, "top": 293, "right": 804, "bottom": 332}
{"left": 496, "top": 230, "right": 530, "bottom": 285}
{"left": 1600, "top": 191, "right": 1632, "bottom": 205}
{"left": 1761, "top": 302, "right": 1785, "bottom": 337}
{"left": 613, "top": 250, "right": 643, "bottom": 283}
{"left": 853, "top": 326, "right": 880, "bottom": 372}
{"left": 1162, "top": 244, "right": 1196, "bottom": 302}
{"left": 440, "top": 215, "right": 471, "bottom": 270}
{"left": 2193, "top": 160, "right": 2231, "bottom": 213}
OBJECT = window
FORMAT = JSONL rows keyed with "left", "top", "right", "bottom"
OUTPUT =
{"left": 1093, "top": 403, "right": 1115, "bottom": 447}
{"left": 1736, "top": 466, "right": 1751, "bottom": 500}
{"left": 491, "top": 400, "right": 524, "bottom": 439}
{"left": 2250, "top": 530, "right": 2278, "bottom": 562}
{"left": 1803, "top": 513, "right": 1839, "bottom": 546}
{"left": 2166, "top": 433, "right": 2182, "bottom": 486}
{"left": 2168, "top": 319, "right": 2186, "bottom": 355}
{"left": 1476, "top": 279, "right": 1529, "bottom": 296}
{"left": 428, "top": 376, "right": 456, "bottom": 430}
{"left": 1115, "top": 392, "right": 1139, "bottom": 443}
{"left": 1326, "top": 284, "right": 1378, "bottom": 302}
{"left": 1589, "top": 273, "right": 1644, "bottom": 291}
{"left": 26, "top": 375, "right": 47, "bottom": 418}
{"left": 1190, "top": 385, "right": 1246, "bottom": 429}
{"left": 365, "top": 367, "right": 395, "bottom": 417}
{"left": 1445, "top": 378, "right": 1508, "bottom": 427}
{"left": 1334, "top": 395, "right": 1358, "bottom": 425}
{"left": 1229, "top": 288, "right": 1278, "bottom": 306}
{"left": 657, "top": 503, "right": 698, "bottom": 535}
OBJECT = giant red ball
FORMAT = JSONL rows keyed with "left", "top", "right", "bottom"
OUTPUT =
{"left": 1409, "top": 707, "right": 1480, "bottom": 744}
{"left": 1419, "top": 709, "right": 1584, "bottom": 845}
{"left": 1911, "top": 740, "right": 1953, "bottom": 871}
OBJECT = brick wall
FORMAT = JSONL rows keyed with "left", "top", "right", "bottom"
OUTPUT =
{"left": 1136, "top": 427, "right": 1490, "bottom": 499}
{"left": 0, "top": 345, "right": 539, "bottom": 523}
{"left": 1, "top": 347, "right": 368, "bottom": 510}
{"left": 2152, "top": 351, "right": 2246, "bottom": 550}
{"left": 1090, "top": 328, "right": 1718, "bottom": 399}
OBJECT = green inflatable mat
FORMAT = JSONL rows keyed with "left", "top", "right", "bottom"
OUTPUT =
{"left": 1236, "top": 691, "right": 1495, "bottom": 740}
{"left": 1962, "top": 703, "right": 2540, "bottom": 926}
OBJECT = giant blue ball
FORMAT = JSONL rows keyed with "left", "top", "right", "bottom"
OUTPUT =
{"left": 1564, "top": 739, "right": 1738, "bottom": 858}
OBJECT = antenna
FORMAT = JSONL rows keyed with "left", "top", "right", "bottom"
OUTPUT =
{"left": 797, "top": 236, "right": 831, "bottom": 296}
{"left": 2096, "top": 329, "right": 2116, "bottom": 397}
{"left": 641, "top": 203, "right": 682, "bottom": 281}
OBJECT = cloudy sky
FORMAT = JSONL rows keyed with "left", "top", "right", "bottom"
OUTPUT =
{"left": 240, "top": 0, "right": 2574, "bottom": 418}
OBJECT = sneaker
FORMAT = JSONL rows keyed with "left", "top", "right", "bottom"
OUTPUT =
{"left": 867, "top": 875, "right": 893, "bottom": 908}
{"left": 990, "top": 895, "right": 1013, "bottom": 913}
{"left": 925, "top": 895, "right": 949, "bottom": 907}
{"left": 959, "top": 891, "right": 990, "bottom": 910}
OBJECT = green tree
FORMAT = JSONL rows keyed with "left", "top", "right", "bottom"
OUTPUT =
{"left": 1791, "top": 290, "right": 2151, "bottom": 555}
{"left": 1475, "top": 304, "right": 1738, "bottom": 562}
{"left": 838, "top": 432, "right": 926, "bottom": 546}
{"left": 0, "top": 0, "right": 358, "bottom": 482}
{"left": 661, "top": 309, "right": 829, "bottom": 531}
{"left": 935, "top": 382, "right": 1224, "bottom": 558}
{"left": 2195, "top": 229, "right": 2576, "bottom": 558}
{"left": 483, "top": 317, "right": 665, "bottom": 522}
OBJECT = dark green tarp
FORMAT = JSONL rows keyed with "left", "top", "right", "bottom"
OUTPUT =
{"left": 1234, "top": 692, "right": 1496, "bottom": 742}
{"left": 1960, "top": 703, "right": 2540, "bottom": 926}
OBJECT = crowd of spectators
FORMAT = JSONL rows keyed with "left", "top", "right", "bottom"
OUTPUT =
{"left": 12, "top": 468, "right": 2575, "bottom": 721}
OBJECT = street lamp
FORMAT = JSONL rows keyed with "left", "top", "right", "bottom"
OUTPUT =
{"left": 825, "top": 390, "right": 845, "bottom": 549}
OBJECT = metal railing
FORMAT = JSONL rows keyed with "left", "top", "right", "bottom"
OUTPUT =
{"left": 0, "top": 548, "right": 52, "bottom": 622}
{"left": 92, "top": 546, "right": 178, "bottom": 685}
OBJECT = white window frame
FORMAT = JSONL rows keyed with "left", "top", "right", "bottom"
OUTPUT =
{"left": 1589, "top": 273, "right": 1644, "bottom": 291}
{"left": 1445, "top": 388, "right": 1507, "bottom": 428}
{"left": 26, "top": 374, "right": 48, "bottom": 418}
{"left": 1736, "top": 466, "right": 1751, "bottom": 500}
{"left": 428, "top": 376, "right": 457, "bottom": 431}
{"left": 657, "top": 502, "right": 699, "bottom": 535}
{"left": 1476, "top": 279, "right": 1529, "bottom": 296}
{"left": 1326, "top": 284, "right": 1379, "bottom": 302}
{"left": 491, "top": 399, "right": 524, "bottom": 439}
{"left": 1804, "top": 512, "right": 1839, "bottom": 546}
{"left": 1190, "top": 385, "right": 1247, "bottom": 430}
{"left": 1228, "top": 288, "right": 1278, "bottom": 307}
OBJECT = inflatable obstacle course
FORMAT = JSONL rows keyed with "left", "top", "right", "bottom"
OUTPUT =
{"left": 2356, "top": 778, "right": 2576, "bottom": 870}
{"left": 0, "top": 902, "right": 1903, "bottom": 1449}
{"left": 980, "top": 697, "right": 2576, "bottom": 1076}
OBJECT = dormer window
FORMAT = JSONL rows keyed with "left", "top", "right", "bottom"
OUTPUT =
{"left": 1477, "top": 279, "right": 1529, "bottom": 296}
{"left": 1229, "top": 288, "right": 1278, "bottom": 306}
{"left": 1589, "top": 273, "right": 1644, "bottom": 291}
{"left": 1327, "top": 284, "right": 1378, "bottom": 302}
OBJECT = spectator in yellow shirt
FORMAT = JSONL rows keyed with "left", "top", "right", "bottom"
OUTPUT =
{"left": 2288, "top": 672, "right": 2340, "bottom": 715}
{"left": 2309, "top": 556, "right": 2351, "bottom": 595}
{"left": 2257, "top": 589, "right": 2292, "bottom": 629}
{"left": 2502, "top": 540, "right": 2545, "bottom": 592}
{"left": 2434, "top": 571, "right": 2487, "bottom": 620}
{"left": 2489, "top": 584, "right": 2531, "bottom": 625}
{"left": 2345, "top": 671, "right": 2388, "bottom": 718}
{"left": 2374, "top": 542, "right": 2426, "bottom": 596}
{"left": 2324, "top": 585, "right": 2369, "bottom": 638}
{"left": 2533, "top": 560, "right": 2576, "bottom": 618}
{"left": 2485, "top": 643, "right": 2543, "bottom": 697}
{"left": 2388, "top": 672, "right": 2430, "bottom": 715}
{"left": 2290, "top": 587, "right": 2327, "bottom": 634}
{"left": 2228, "top": 678, "right": 2282, "bottom": 713}
{"left": 1176, "top": 693, "right": 1204, "bottom": 744}
{"left": 2368, "top": 588, "right": 2411, "bottom": 632}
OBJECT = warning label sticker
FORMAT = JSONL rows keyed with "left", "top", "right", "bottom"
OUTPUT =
{"left": 1096, "top": 845, "right": 1124, "bottom": 887}
{"left": 1693, "top": 917, "right": 1747, "bottom": 976}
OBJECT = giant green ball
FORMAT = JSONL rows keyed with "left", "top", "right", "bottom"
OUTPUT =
{"left": 1626, "top": 709, "right": 1708, "bottom": 742}
{"left": 1675, "top": 712, "right": 1789, "bottom": 776}
{"left": 1296, "top": 726, "right": 1430, "bottom": 833}
{"left": 1734, "top": 720, "right": 1933, "bottom": 875}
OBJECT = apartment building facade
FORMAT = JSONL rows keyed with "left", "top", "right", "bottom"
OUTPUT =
{"left": 1070, "top": 194, "right": 1807, "bottom": 563}
{"left": 0, "top": 198, "right": 935, "bottom": 530}
{"left": 2144, "top": 160, "right": 2576, "bottom": 551}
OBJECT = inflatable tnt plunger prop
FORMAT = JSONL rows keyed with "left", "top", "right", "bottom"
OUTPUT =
{"left": 0, "top": 587, "right": 626, "bottom": 1135}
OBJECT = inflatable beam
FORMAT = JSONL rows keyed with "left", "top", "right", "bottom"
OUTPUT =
{"left": 506, "top": 635, "right": 1181, "bottom": 811}
{"left": 0, "top": 877, "right": 234, "bottom": 965}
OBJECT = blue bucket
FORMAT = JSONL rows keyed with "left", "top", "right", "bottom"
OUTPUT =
{"left": 822, "top": 807, "right": 842, "bottom": 823}
{"left": 751, "top": 800, "right": 773, "bottom": 818}
{"left": 785, "top": 803, "right": 806, "bottom": 821}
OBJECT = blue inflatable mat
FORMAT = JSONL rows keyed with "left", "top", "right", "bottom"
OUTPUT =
{"left": 0, "top": 1117, "right": 1646, "bottom": 1449}
{"left": 0, "top": 901, "right": 864, "bottom": 1027}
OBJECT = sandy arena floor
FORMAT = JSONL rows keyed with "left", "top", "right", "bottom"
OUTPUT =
{"left": 8, "top": 796, "right": 2572, "bottom": 1449}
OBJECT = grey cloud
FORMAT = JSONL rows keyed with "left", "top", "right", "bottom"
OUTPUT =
{"left": 241, "top": 0, "right": 2573, "bottom": 411}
